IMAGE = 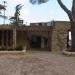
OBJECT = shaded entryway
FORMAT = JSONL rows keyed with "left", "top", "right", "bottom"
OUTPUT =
{"left": 28, "top": 33, "right": 50, "bottom": 51}
{"left": 0, "top": 30, "right": 13, "bottom": 50}
{"left": 30, "top": 35, "right": 41, "bottom": 48}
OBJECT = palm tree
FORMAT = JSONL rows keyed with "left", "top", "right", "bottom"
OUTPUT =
{"left": 10, "top": 4, "right": 23, "bottom": 25}
{"left": 0, "top": 4, "right": 5, "bottom": 10}
{"left": 30, "top": 0, "right": 75, "bottom": 52}
{"left": 0, "top": 4, "right": 7, "bottom": 18}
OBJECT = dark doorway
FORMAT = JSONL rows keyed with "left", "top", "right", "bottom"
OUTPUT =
{"left": 30, "top": 35, "right": 41, "bottom": 48}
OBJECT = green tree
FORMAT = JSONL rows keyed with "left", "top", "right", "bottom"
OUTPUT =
{"left": 10, "top": 4, "right": 23, "bottom": 25}
{"left": 0, "top": 4, "right": 7, "bottom": 18}
{"left": 30, "top": 0, "right": 75, "bottom": 52}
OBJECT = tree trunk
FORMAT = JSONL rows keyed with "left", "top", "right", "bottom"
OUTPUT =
{"left": 57, "top": 0, "right": 75, "bottom": 52}
{"left": 71, "top": 0, "right": 75, "bottom": 51}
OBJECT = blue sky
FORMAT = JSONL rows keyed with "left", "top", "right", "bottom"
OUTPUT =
{"left": 0, "top": 0, "right": 72, "bottom": 25}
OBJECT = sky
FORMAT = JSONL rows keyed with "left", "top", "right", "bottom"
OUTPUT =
{"left": 0, "top": 0, "right": 72, "bottom": 25}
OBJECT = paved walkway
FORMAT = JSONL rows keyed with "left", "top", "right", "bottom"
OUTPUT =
{"left": 0, "top": 51, "right": 75, "bottom": 75}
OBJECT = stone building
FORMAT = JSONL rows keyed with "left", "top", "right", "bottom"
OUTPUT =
{"left": 0, "top": 21, "right": 71, "bottom": 51}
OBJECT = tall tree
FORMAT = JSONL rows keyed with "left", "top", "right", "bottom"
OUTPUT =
{"left": 56, "top": 0, "right": 75, "bottom": 51}
{"left": 0, "top": 4, "right": 7, "bottom": 18}
{"left": 30, "top": 0, "right": 75, "bottom": 52}
{"left": 0, "top": 4, "right": 5, "bottom": 10}
{"left": 10, "top": 4, "right": 23, "bottom": 25}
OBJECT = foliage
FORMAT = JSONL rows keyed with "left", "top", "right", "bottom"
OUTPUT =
{"left": 10, "top": 4, "right": 23, "bottom": 25}
{"left": 0, "top": 4, "right": 5, "bottom": 10}
{"left": 0, "top": 4, "right": 7, "bottom": 19}
{"left": 30, "top": 0, "right": 49, "bottom": 4}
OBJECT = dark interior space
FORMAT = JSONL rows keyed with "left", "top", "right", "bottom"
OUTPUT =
{"left": 30, "top": 35, "right": 41, "bottom": 48}
{"left": 0, "top": 30, "right": 13, "bottom": 50}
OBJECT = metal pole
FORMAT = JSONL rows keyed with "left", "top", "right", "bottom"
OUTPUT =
{"left": 3, "top": 1, "right": 6, "bottom": 25}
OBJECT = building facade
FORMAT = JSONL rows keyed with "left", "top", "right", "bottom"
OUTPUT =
{"left": 0, "top": 21, "right": 71, "bottom": 51}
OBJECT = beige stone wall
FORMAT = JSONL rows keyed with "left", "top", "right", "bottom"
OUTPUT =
{"left": 51, "top": 21, "right": 71, "bottom": 52}
{"left": 8, "top": 21, "right": 71, "bottom": 51}
{"left": 16, "top": 21, "right": 71, "bottom": 51}
{"left": 16, "top": 31, "right": 29, "bottom": 49}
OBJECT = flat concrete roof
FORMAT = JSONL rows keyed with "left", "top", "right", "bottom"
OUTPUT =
{"left": 0, "top": 25, "right": 51, "bottom": 32}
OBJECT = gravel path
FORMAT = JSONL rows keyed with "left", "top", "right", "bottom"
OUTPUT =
{"left": 0, "top": 51, "right": 75, "bottom": 75}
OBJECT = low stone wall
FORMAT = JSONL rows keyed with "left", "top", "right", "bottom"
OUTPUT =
{"left": 62, "top": 48, "right": 75, "bottom": 56}
{"left": 0, "top": 50, "right": 26, "bottom": 55}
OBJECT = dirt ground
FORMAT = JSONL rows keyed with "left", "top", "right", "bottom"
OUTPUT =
{"left": 0, "top": 51, "right": 75, "bottom": 75}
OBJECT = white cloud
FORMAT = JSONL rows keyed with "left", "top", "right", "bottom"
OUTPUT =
{"left": 12, "top": 0, "right": 25, "bottom": 4}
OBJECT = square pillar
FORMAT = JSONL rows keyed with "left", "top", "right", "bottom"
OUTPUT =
{"left": 13, "top": 28, "right": 17, "bottom": 49}
{"left": 2, "top": 31, "right": 4, "bottom": 47}
{"left": 47, "top": 31, "right": 51, "bottom": 51}
{"left": 6, "top": 31, "right": 8, "bottom": 48}
{"left": 41, "top": 37, "right": 44, "bottom": 48}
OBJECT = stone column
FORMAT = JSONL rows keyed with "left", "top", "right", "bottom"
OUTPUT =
{"left": 47, "top": 29, "right": 52, "bottom": 51}
{"left": 13, "top": 28, "right": 17, "bottom": 49}
{"left": 41, "top": 37, "right": 44, "bottom": 48}
{"left": 2, "top": 31, "right": 4, "bottom": 47}
{"left": 6, "top": 31, "right": 8, "bottom": 48}
{"left": 48, "top": 37, "right": 51, "bottom": 51}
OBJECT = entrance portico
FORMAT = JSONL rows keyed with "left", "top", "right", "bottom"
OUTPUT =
{"left": 0, "top": 25, "right": 52, "bottom": 51}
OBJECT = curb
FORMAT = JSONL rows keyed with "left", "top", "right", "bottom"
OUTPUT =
{"left": 62, "top": 48, "right": 75, "bottom": 56}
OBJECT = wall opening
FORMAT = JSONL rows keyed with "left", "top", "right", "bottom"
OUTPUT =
{"left": 30, "top": 35, "right": 41, "bottom": 48}
{"left": 67, "top": 31, "right": 72, "bottom": 48}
